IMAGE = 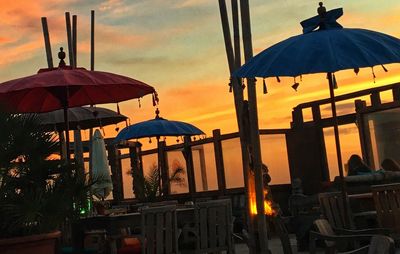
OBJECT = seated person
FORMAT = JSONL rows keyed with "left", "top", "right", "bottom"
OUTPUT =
{"left": 381, "top": 158, "right": 400, "bottom": 172}
{"left": 347, "top": 154, "right": 373, "bottom": 176}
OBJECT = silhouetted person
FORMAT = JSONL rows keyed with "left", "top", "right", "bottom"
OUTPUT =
{"left": 381, "top": 158, "right": 400, "bottom": 172}
{"left": 347, "top": 154, "right": 373, "bottom": 176}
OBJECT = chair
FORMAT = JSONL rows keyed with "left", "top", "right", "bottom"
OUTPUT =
{"left": 192, "top": 199, "right": 235, "bottom": 254}
{"left": 371, "top": 183, "right": 400, "bottom": 234}
{"left": 318, "top": 192, "right": 354, "bottom": 229}
{"left": 341, "top": 235, "right": 394, "bottom": 254}
{"left": 140, "top": 205, "right": 179, "bottom": 254}
{"left": 309, "top": 219, "right": 377, "bottom": 254}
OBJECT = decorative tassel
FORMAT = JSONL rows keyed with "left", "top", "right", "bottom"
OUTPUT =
{"left": 263, "top": 78, "right": 268, "bottom": 94}
{"left": 176, "top": 136, "right": 179, "bottom": 143}
{"left": 300, "top": 75, "right": 303, "bottom": 82}
{"left": 138, "top": 98, "right": 141, "bottom": 108}
{"left": 228, "top": 78, "right": 232, "bottom": 93}
{"left": 149, "top": 137, "right": 152, "bottom": 144}
{"left": 117, "top": 103, "right": 120, "bottom": 114}
{"left": 354, "top": 67, "right": 359, "bottom": 75}
{"left": 381, "top": 65, "right": 388, "bottom": 72}
{"left": 152, "top": 93, "right": 156, "bottom": 106}
{"left": 276, "top": 76, "right": 281, "bottom": 83}
{"left": 372, "top": 67, "right": 376, "bottom": 83}
{"left": 333, "top": 73, "right": 338, "bottom": 89}
{"left": 291, "top": 77, "right": 299, "bottom": 91}
{"left": 125, "top": 120, "right": 128, "bottom": 127}
{"left": 153, "top": 92, "right": 159, "bottom": 105}
{"left": 242, "top": 79, "right": 246, "bottom": 89}
{"left": 115, "top": 124, "right": 119, "bottom": 132}
{"left": 163, "top": 136, "right": 166, "bottom": 141}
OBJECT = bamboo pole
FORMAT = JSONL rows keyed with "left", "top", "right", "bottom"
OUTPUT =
{"left": 90, "top": 10, "right": 95, "bottom": 71}
{"left": 231, "top": 0, "right": 257, "bottom": 252}
{"left": 240, "top": 0, "right": 269, "bottom": 252}
{"left": 218, "top": 1, "right": 256, "bottom": 251}
{"left": 89, "top": 10, "right": 95, "bottom": 173}
{"left": 65, "top": 12, "right": 74, "bottom": 67}
{"left": 72, "top": 15, "right": 77, "bottom": 68}
{"left": 41, "top": 17, "right": 53, "bottom": 68}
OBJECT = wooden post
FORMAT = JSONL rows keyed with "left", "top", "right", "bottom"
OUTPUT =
{"left": 158, "top": 141, "right": 169, "bottom": 196}
{"left": 198, "top": 146, "right": 208, "bottom": 191}
{"left": 129, "top": 142, "right": 143, "bottom": 197}
{"left": 107, "top": 144, "right": 124, "bottom": 201}
{"left": 184, "top": 136, "right": 196, "bottom": 195}
{"left": 213, "top": 129, "right": 226, "bottom": 195}
{"left": 65, "top": 12, "right": 74, "bottom": 67}
{"left": 73, "top": 130, "right": 85, "bottom": 174}
{"left": 41, "top": 17, "right": 53, "bottom": 68}
{"left": 240, "top": 0, "right": 269, "bottom": 252}
{"left": 355, "top": 100, "right": 373, "bottom": 167}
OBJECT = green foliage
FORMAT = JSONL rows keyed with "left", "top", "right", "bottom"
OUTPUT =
{"left": 0, "top": 112, "right": 90, "bottom": 238}
{"left": 131, "top": 159, "right": 186, "bottom": 202}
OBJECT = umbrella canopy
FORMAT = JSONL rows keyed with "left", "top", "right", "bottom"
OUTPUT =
{"left": 91, "top": 129, "right": 113, "bottom": 200}
{"left": 0, "top": 66, "right": 156, "bottom": 113}
{"left": 0, "top": 62, "right": 156, "bottom": 161}
{"left": 36, "top": 106, "right": 127, "bottom": 131}
{"left": 232, "top": 5, "right": 400, "bottom": 228}
{"left": 114, "top": 111, "right": 204, "bottom": 142}
{"left": 234, "top": 8, "right": 400, "bottom": 78}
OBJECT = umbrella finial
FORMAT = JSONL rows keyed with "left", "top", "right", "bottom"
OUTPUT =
{"left": 58, "top": 47, "right": 66, "bottom": 67}
{"left": 317, "top": 2, "right": 326, "bottom": 17}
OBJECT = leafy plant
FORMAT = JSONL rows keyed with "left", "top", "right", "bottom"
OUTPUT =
{"left": 131, "top": 159, "right": 186, "bottom": 202}
{"left": 0, "top": 112, "right": 90, "bottom": 238}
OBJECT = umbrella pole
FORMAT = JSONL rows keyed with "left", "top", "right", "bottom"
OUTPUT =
{"left": 327, "top": 72, "right": 350, "bottom": 227}
{"left": 63, "top": 105, "right": 71, "bottom": 163}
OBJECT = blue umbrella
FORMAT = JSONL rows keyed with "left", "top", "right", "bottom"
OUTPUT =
{"left": 114, "top": 108, "right": 204, "bottom": 196}
{"left": 233, "top": 4, "right": 400, "bottom": 226}
{"left": 234, "top": 7, "right": 400, "bottom": 78}
{"left": 114, "top": 111, "right": 204, "bottom": 142}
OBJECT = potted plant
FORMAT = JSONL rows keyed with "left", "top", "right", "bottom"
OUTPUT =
{"left": 0, "top": 112, "right": 90, "bottom": 254}
{"left": 132, "top": 159, "right": 186, "bottom": 203}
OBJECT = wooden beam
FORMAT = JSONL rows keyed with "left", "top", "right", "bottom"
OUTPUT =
{"left": 297, "top": 82, "right": 400, "bottom": 109}
{"left": 41, "top": 17, "right": 54, "bottom": 68}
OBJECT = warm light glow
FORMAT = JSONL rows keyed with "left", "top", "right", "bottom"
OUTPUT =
{"left": 249, "top": 178, "right": 275, "bottom": 216}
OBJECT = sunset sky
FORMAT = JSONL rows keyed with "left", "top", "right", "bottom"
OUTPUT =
{"left": 1, "top": 0, "right": 400, "bottom": 142}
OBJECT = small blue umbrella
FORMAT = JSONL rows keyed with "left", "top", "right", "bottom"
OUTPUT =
{"left": 114, "top": 109, "right": 204, "bottom": 142}
{"left": 232, "top": 4, "right": 400, "bottom": 226}
{"left": 114, "top": 109, "right": 204, "bottom": 196}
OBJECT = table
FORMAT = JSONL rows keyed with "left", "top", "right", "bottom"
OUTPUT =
{"left": 72, "top": 208, "right": 193, "bottom": 254}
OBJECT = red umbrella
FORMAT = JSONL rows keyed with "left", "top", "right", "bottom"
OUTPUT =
{"left": 0, "top": 66, "right": 157, "bottom": 161}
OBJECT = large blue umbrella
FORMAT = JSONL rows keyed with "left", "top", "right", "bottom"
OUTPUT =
{"left": 233, "top": 4, "right": 400, "bottom": 226}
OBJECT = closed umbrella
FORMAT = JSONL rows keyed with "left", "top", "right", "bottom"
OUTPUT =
{"left": 91, "top": 129, "right": 113, "bottom": 200}
{"left": 233, "top": 4, "right": 400, "bottom": 227}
